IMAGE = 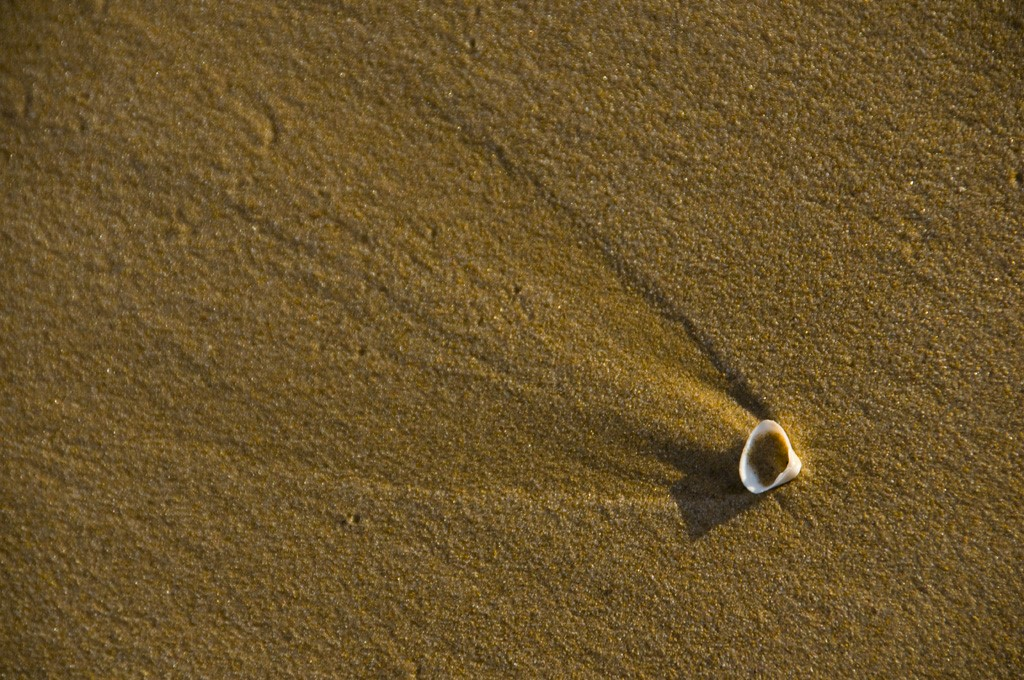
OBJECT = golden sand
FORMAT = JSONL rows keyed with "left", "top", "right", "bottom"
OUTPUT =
{"left": 2, "top": 1, "right": 1022, "bottom": 675}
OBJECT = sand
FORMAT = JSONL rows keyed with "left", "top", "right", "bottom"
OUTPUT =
{"left": 2, "top": 0, "right": 1023, "bottom": 675}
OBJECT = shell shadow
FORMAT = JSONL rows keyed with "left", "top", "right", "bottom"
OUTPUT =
{"left": 654, "top": 438, "right": 763, "bottom": 539}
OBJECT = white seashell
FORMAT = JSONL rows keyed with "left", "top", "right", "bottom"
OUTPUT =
{"left": 739, "top": 420, "right": 802, "bottom": 494}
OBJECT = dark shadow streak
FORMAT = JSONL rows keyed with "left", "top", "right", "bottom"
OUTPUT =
{"left": 649, "top": 292, "right": 775, "bottom": 422}
{"left": 441, "top": 117, "right": 775, "bottom": 423}
{"left": 650, "top": 437, "right": 763, "bottom": 539}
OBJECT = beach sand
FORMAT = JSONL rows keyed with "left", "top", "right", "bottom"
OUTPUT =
{"left": 2, "top": 1, "right": 1023, "bottom": 675}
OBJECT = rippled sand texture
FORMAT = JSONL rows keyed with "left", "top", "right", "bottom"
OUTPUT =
{"left": 3, "top": 2, "right": 1023, "bottom": 675}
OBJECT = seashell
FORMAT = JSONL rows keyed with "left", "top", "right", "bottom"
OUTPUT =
{"left": 739, "top": 420, "right": 802, "bottom": 494}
